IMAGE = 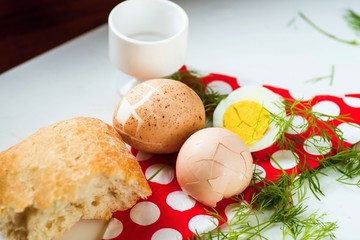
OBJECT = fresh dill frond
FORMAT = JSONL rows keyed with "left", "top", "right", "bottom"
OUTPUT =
{"left": 344, "top": 9, "right": 360, "bottom": 36}
{"left": 252, "top": 173, "right": 295, "bottom": 210}
{"left": 147, "top": 162, "right": 169, "bottom": 181}
{"left": 168, "top": 70, "right": 228, "bottom": 121}
{"left": 270, "top": 97, "right": 360, "bottom": 198}
{"left": 293, "top": 212, "right": 337, "bottom": 240}
{"left": 299, "top": 11, "right": 359, "bottom": 46}
{"left": 271, "top": 98, "right": 352, "bottom": 152}
{"left": 320, "top": 147, "right": 360, "bottom": 187}
{"left": 296, "top": 166, "right": 327, "bottom": 200}
{"left": 287, "top": 17, "right": 297, "bottom": 28}
{"left": 169, "top": 70, "right": 207, "bottom": 92}
{"left": 193, "top": 173, "right": 337, "bottom": 240}
{"left": 174, "top": 70, "right": 357, "bottom": 240}
{"left": 304, "top": 65, "right": 335, "bottom": 86}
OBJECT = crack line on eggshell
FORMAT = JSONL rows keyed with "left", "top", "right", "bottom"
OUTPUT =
{"left": 133, "top": 81, "right": 198, "bottom": 134}
{"left": 131, "top": 84, "right": 160, "bottom": 109}
{"left": 207, "top": 178, "right": 226, "bottom": 196}
{"left": 122, "top": 80, "right": 203, "bottom": 144}
{"left": 126, "top": 83, "right": 162, "bottom": 134}
{"left": 130, "top": 135, "right": 163, "bottom": 148}
{"left": 117, "top": 98, "right": 143, "bottom": 128}
{"left": 189, "top": 158, "right": 219, "bottom": 181}
{"left": 213, "top": 142, "right": 246, "bottom": 167}
{"left": 213, "top": 142, "right": 236, "bottom": 158}
{"left": 186, "top": 160, "right": 228, "bottom": 204}
{"left": 186, "top": 175, "right": 225, "bottom": 196}
{"left": 211, "top": 143, "right": 249, "bottom": 176}
{"left": 239, "top": 151, "right": 249, "bottom": 173}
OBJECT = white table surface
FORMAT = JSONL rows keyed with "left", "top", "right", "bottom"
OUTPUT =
{"left": 1, "top": 0, "right": 360, "bottom": 239}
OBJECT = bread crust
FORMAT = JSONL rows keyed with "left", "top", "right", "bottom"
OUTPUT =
{"left": 0, "top": 117, "right": 151, "bottom": 239}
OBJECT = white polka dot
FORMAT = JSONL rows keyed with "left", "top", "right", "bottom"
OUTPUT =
{"left": 337, "top": 123, "right": 360, "bottom": 144}
{"left": 125, "top": 143, "right": 132, "bottom": 151}
{"left": 224, "top": 203, "right": 242, "bottom": 222}
{"left": 285, "top": 115, "right": 308, "bottom": 134}
{"left": 136, "top": 151, "right": 153, "bottom": 161}
{"left": 270, "top": 150, "right": 299, "bottom": 170}
{"left": 312, "top": 101, "right": 340, "bottom": 121}
{"left": 151, "top": 228, "right": 182, "bottom": 240}
{"left": 130, "top": 201, "right": 160, "bottom": 226}
{"left": 354, "top": 141, "right": 360, "bottom": 150}
{"left": 343, "top": 96, "right": 360, "bottom": 108}
{"left": 289, "top": 89, "right": 314, "bottom": 101}
{"left": 253, "top": 164, "right": 266, "bottom": 183}
{"left": 303, "top": 136, "right": 332, "bottom": 155}
{"left": 166, "top": 191, "right": 196, "bottom": 211}
{"left": 145, "top": 164, "right": 174, "bottom": 184}
{"left": 207, "top": 80, "right": 233, "bottom": 94}
{"left": 188, "top": 215, "right": 219, "bottom": 234}
{"left": 102, "top": 218, "right": 123, "bottom": 239}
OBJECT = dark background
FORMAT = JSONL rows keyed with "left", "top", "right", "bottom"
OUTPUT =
{"left": 0, "top": 0, "right": 123, "bottom": 73}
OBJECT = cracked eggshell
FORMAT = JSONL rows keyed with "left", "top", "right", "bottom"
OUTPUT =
{"left": 176, "top": 127, "right": 253, "bottom": 207}
{"left": 113, "top": 79, "right": 205, "bottom": 154}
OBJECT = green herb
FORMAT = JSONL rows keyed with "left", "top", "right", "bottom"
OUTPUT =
{"left": 192, "top": 174, "right": 338, "bottom": 240}
{"left": 287, "top": 17, "right": 297, "bottom": 28}
{"left": 298, "top": 11, "right": 359, "bottom": 46}
{"left": 281, "top": 146, "right": 360, "bottom": 205}
{"left": 344, "top": 9, "right": 360, "bottom": 36}
{"left": 317, "top": 148, "right": 360, "bottom": 186}
{"left": 271, "top": 98, "right": 353, "bottom": 151}
{"left": 305, "top": 65, "right": 335, "bottom": 86}
{"left": 168, "top": 70, "right": 228, "bottom": 121}
{"left": 147, "top": 162, "right": 169, "bottom": 181}
{"left": 190, "top": 97, "right": 359, "bottom": 239}
{"left": 168, "top": 69, "right": 359, "bottom": 239}
{"left": 271, "top": 98, "right": 360, "bottom": 198}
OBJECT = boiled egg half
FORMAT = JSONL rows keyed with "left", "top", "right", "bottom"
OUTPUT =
{"left": 213, "top": 86, "right": 284, "bottom": 152}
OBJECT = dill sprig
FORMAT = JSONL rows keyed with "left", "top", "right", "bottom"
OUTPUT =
{"left": 168, "top": 70, "right": 228, "bottom": 121}
{"left": 190, "top": 96, "right": 358, "bottom": 239}
{"left": 285, "top": 147, "right": 360, "bottom": 200}
{"left": 271, "top": 98, "right": 353, "bottom": 151}
{"left": 192, "top": 174, "right": 337, "bottom": 240}
{"left": 299, "top": 11, "right": 359, "bottom": 46}
{"left": 318, "top": 147, "right": 360, "bottom": 187}
{"left": 170, "top": 70, "right": 359, "bottom": 240}
{"left": 271, "top": 98, "right": 360, "bottom": 198}
{"left": 304, "top": 65, "right": 335, "bottom": 86}
{"left": 344, "top": 9, "right": 360, "bottom": 36}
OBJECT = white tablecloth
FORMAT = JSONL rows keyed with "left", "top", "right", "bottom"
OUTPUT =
{"left": 1, "top": 0, "right": 359, "bottom": 239}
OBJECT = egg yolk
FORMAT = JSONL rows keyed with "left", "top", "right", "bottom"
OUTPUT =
{"left": 223, "top": 100, "right": 270, "bottom": 146}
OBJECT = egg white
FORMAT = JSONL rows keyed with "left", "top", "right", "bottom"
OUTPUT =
{"left": 213, "top": 86, "right": 284, "bottom": 152}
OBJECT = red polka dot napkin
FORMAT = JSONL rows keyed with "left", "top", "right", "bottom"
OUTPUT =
{"left": 102, "top": 68, "right": 360, "bottom": 240}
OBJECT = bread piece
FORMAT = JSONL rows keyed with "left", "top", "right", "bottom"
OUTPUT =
{"left": 0, "top": 117, "right": 151, "bottom": 240}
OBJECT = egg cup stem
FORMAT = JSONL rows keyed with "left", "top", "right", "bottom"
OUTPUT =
{"left": 117, "top": 77, "right": 139, "bottom": 96}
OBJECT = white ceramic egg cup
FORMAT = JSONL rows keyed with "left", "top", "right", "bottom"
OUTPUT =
{"left": 108, "top": 0, "right": 189, "bottom": 95}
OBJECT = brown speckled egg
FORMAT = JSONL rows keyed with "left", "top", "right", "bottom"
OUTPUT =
{"left": 113, "top": 79, "right": 206, "bottom": 153}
